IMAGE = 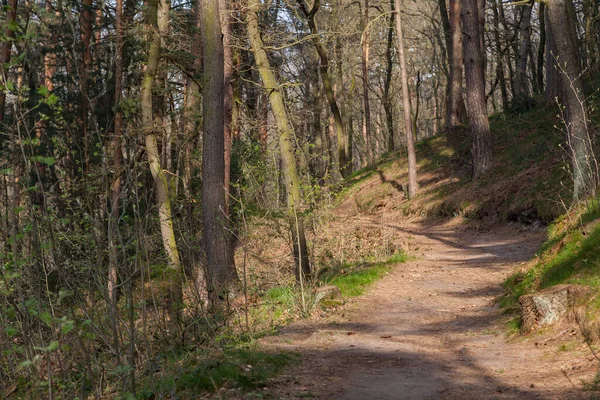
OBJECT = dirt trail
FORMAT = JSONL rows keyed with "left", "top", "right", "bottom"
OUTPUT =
{"left": 261, "top": 217, "right": 598, "bottom": 399}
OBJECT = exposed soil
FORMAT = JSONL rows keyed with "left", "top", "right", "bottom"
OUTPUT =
{"left": 257, "top": 214, "right": 600, "bottom": 399}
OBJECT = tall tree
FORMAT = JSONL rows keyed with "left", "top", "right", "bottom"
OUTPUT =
{"left": 361, "top": 0, "right": 374, "bottom": 166}
{"left": 547, "top": 0, "right": 597, "bottom": 200}
{"left": 297, "top": 0, "right": 347, "bottom": 179}
{"left": 536, "top": 2, "right": 546, "bottom": 94}
{"left": 462, "top": 0, "right": 492, "bottom": 178}
{"left": 384, "top": 0, "right": 395, "bottom": 151}
{"left": 513, "top": 0, "right": 533, "bottom": 108}
{"left": 491, "top": 0, "right": 509, "bottom": 109}
{"left": 80, "top": 0, "right": 93, "bottom": 171}
{"left": 447, "top": 0, "right": 465, "bottom": 129}
{"left": 247, "top": 0, "right": 311, "bottom": 281}
{"left": 141, "top": 0, "right": 183, "bottom": 321}
{"left": 201, "top": 0, "right": 239, "bottom": 302}
{"left": 394, "top": 0, "right": 418, "bottom": 199}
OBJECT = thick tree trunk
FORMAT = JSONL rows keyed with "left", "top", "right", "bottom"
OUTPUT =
{"left": 201, "top": 0, "right": 239, "bottom": 302}
{"left": 219, "top": 0, "right": 240, "bottom": 295}
{"left": 247, "top": 0, "right": 311, "bottom": 282}
{"left": 547, "top": 0, "right": 597, "bottom": 201}
{"left": 142, "top": 0, "right": 183, "bottom": 321}
{"left": 0, "top": 0, "right": 17, "bottom": 122}
{"left": 462, "top": 0, "right": 492, "bottom": 179}
{"left": 394, "top": 0, "right": 418, "bottom": 199}
{"left": 545, "top": 7, "right": 562, "bottom": 104}
{"left": 448, "top": 0, "right": 466, "bottom": 129}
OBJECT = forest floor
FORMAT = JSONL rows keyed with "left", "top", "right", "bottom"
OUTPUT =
{"left": 257, "top": 216, "right": 600, "bottom": 399}
{"left": 206, "top": 125, "right": 600, "bottom": 399}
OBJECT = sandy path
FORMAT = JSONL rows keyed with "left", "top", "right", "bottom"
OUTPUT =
{"left": 260, "top": 218, "right": 598, "bottom": 399}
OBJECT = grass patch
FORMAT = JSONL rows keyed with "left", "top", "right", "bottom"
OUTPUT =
{"left": 502, "top": 201, "right": 600, "bottom": 324}
{"left": 140, "top": 347, "right": 297, "bottom": 398}
{"left": 321, "top": 252, "right": 409, "bottom": 297}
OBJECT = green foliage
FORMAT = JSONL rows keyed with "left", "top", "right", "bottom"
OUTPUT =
{"left": 321, "top": 252, "right": 409, "bottom": 298}
{"left": 142, "top": 347, "right": 296, "bottom": 397}
{"left": 502, "top": 201, "right": 600, "bottom": 315}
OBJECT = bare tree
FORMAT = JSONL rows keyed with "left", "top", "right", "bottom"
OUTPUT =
{"left": 394, "top": 0, "right": 418, "bottom": 199}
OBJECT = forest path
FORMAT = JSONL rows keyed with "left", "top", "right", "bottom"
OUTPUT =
{"left": 260, "top": 218, "right": 597, "bottom": 399}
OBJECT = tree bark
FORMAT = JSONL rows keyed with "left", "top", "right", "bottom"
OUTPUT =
{"left": 394, "top": 0, "right": 418, "bottom": 199}
{"left": 448, "top": 0, "right": 465, "bottom": 129}
{"left": 361, "top": 0, "right": 374, "bottom": 166}
{"left": 384, "top": 0, "right": 395, "bottom": 151}
{"left": 201, "top": 0, "right": 239, "bottom": 302}
{"left": 247, "top": 0, "right": 311, "bottom": 282}
{"left": 491, "top": 0, "right": 508, "bottom": 109}
{"left": 545, "top": 6, "right": 562, "bottom": 104}
{"left": 142, "top": 0, "right": 183, "bottom": 322}
{"left": 547, "top": 0, "right": 597, "bottom": 201}
{"left": 537, "top": 2, "right": 546, "bottom": 94}
{"left": 462, "top": 0, "right": 492, "bottom": 179}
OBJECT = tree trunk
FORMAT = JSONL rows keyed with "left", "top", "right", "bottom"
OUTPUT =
{"left": 547, "top": 0, "right": 597, "bottom": 201}
{"left": 384, "top": 0, "right": 395, "bottom": 151}
{"left": 297, "top": 0, "right": 346, "bottom": 179}
{"left": 537, "top": 2, "right": 546, "bottom": 94}
{"left": 80, "top": 0, "right": 93, "bottom": 172}
{"left": 142, "top": 0, "right": 183, "bottom": 322}
{"left": 448, "top": 0, "right": 466, "bottom": 129}
{"left": 361, "top": 0, "right": 374, "bottom": 167}
{"left": 394, "top": 0, "right": 418, "bottom": 199}
{"left": 201, "top": 0, "right": 239, "bottom": 303}
{"left": 108, "top": 0, "right": 125, "bottom": 331}
{"left": 462, "top": 0, "right": 492, "bottom": 178}
{"left": 220, "top": 0, "right": 234, "bottom": 212}
{"left": 514, "top": 1, "right": 533, "bottom": 108}
{"left": 247, "top": 0, "right": 311, "bottom": 282}
{"left": 0, "top": 0, "right": 18, "bottom": 122}
{"left": 545, "top": 6, "right": 562, "bottom": 104}
{"left": 491, "top": 0, "right": 509, "bottom": 109}
{"left": 584, "top": 0, "right": 597, "bottom": 69}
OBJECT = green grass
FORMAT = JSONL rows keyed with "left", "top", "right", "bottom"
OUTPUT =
{"left": 321, "top": 252, "right": 409, "bottom": 297}
{"left": 502, "top": 201, "right": 600, "bottom": 316}
{"left": 139, "top": 347, "right": 297, "bottom": 398}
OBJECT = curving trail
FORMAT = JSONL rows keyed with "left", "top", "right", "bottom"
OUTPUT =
{"left": 261, "top": 218, "right": 597, "bottom": 399}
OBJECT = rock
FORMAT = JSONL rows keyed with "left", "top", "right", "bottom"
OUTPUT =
{"left": 314, "top": 285, "right": 341, "bottom": 301}
{"left": 519, "top": 284, "right": 588, "bottom": 332}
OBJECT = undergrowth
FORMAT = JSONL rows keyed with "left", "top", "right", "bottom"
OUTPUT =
{"left": 136, "top": 346, "right": 297, "bottom": 399}
{"left": 502, "top": 199, "right": 600, "bottom": 327}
